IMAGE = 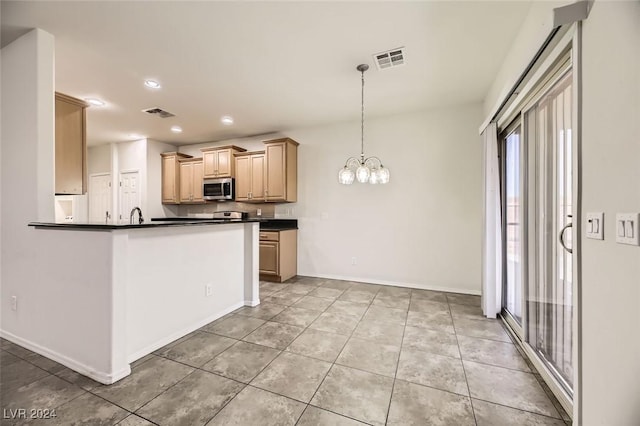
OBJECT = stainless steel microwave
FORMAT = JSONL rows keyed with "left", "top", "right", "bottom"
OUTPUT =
{"left": 203, "top": 178, "right": 234, "bottom": 201}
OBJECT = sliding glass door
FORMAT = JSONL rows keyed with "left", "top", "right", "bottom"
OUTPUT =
{"left": 501, "top": 122, "right": 524, "bottom": 335}
{"left": 525, "top": 71, "right": 575, "bottom": 394}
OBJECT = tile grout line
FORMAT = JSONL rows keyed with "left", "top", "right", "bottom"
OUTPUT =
{"left": 383, "top": 288, "right": 411, "bottom": 425}
{"left": 469, "top": 396, "right": 569, "bottom": 422}
{"left": 450, "top": 298, "right": 480, "bottom": 426}
{"left": 297, "top": 280, "right": 383, "bottom": 424}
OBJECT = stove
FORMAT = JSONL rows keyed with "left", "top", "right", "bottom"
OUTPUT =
{"left": 211, "top": 211, "right": 248, "bottom": 220}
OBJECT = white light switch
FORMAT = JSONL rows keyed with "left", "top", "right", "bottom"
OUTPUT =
{"left": 585, "top": 212, "right": 604, "bottom": 240}
{"left": 616, "top": 213, "right": 640, "bottom": 246}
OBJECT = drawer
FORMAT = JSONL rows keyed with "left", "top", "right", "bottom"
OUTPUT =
{"left": 259, "top": 231, "right": 279, "bottom": 242}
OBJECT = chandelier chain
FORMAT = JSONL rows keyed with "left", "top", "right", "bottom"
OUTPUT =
{"left": 360, "top": 68, "right": 365, "bottom": 161}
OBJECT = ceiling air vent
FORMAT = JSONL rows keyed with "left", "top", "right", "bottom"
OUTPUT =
{"left": 142, "top": 107, "right": 175, "bottom": 118}
{"left": 373, "top": 47, "right": 405, "bottom": 70}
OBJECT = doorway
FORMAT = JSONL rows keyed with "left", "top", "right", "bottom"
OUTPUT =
{"left": 89, "top": 173, "right": 112, "bottom": 223}
{"left": 118, "top": 170, "right": 141, "bottom": 224}
{"left": 499, "top": 63, "right": 577, "bottom": 408}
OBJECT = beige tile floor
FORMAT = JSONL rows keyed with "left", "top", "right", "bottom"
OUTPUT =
{"left": 0, "top": 277, "right": 571, "bottom": 425}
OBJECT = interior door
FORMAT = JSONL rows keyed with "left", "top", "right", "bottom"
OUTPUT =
{"left": 89, "top": 173, "right": 112, "bottom": 223}
{"left": 119, "top": 170, "right": 141, "bottom": 224}
{"left": 526, "top": 71, "right": 575, "bottom": 394}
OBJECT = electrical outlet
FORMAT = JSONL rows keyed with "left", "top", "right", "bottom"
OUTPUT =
{"left": 351, "top": 257, "right": 357, "bottom": 266}
{"left": 11, "top": 296, "right": 17, "bottom": 311}
{"left": 205, "top": 284, "right": 213, "bottom": 297}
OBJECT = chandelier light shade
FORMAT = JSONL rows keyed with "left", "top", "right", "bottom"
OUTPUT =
{"left": 338, "top": 64, "right": 389, "bottom": 185}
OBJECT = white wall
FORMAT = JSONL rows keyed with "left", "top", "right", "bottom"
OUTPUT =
{"left": 291, "top": 106, "right": 483, "bottom": 293}
{"left": 483, "top": 0, "right": 571, "bottom": 118}
{"left": 580, "top": 1, "right": 640, "bottom": 424}
{"left": 88, "top": 143, "right": 111, "bottom": 175}
{"left": 174, "top": 104, "right": 484, "bottom": 294}
{"left": 146, "top": 139, "right": 178, "bottom": 218}
{"left": 0, "top": 29, "right": 55, "bottom": 347}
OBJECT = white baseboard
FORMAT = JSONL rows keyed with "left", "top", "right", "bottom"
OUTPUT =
{"left": 299, "top": 272, "right": 481, "bottom": 296}
{"left": 245, "top": 299, "right": 260, "bottom": 307}
{"left": 0, "top": 330, "right": 131, "bottom": 385}
{"left": 127, "top": 300, "right": 245, "bottom": 364}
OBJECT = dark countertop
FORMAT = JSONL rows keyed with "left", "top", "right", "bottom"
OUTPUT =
{"left": 29, "top": 219, "right": 260, "bottom": 231}
{"left": 151, "top": 217, "right": 298, "bottom": 231}
{"left": 256, "top": 219, "right": 298, "bottom": 231}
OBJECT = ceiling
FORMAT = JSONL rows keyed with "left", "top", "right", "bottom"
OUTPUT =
{"left": 1, "top": 1, "right": 531, "bottom": 146}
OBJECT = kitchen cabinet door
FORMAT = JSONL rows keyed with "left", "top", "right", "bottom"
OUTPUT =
{"left": 235, "top": 152, "right": 266, "bottom": 202}
{"left": 179, "top": 162, "right": 193, "bottom": 203}
{"left": 259, "top": 241, "right": 279, "bottom": 275}
{"left": 55, "top": 93, "right": 88, "bottom": 194}
{"left": 235, "top": 155, "right": 251, "bottom": 201}
{"left": 201, "top": 146, "right": 246, "bottom": 178}
{"left": 216, "top": 150, "right": 232, "bottom": 177}
{"left": 203, "top": 150, "right": 217, "bottom": 178}
{"left": 179, "top": 158, "right": 204, "bottom": 203}
{"left": 192, "top": 160, "right": 204, "bottom": 202}
{"left": 161, "top": 152, "right": 191, "bottom": 204}
{"left": 250, "top": 153, "right": 265, "bottom": 200}
{"left": 264, "top": 138, "right": 298, "bottom": 202}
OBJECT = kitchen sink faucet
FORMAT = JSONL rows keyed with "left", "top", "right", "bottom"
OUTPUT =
{"left": 130, "top": 207, "right": 144, "bottom": 224}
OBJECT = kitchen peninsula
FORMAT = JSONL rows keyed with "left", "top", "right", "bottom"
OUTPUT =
{"left": 24, "top": 219, "right": 260, "bottom": 385}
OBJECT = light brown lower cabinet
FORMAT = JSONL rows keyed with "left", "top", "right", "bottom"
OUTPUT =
{"left": 259, "top": 229, "right": 297, "bottom": 282}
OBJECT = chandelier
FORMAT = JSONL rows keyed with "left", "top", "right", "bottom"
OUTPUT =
{"left": 338, "top": 64, "right": 389, "bottom": 185}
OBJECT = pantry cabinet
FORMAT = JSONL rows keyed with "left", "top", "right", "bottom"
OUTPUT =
{"left": 179, "top": 158, "right": 205, "bottom": 203}
{"left": 264, "top": 138, "right": 298, "bottom": 202}
{"left": 55, "top": 92, "right": 88, "bottom": 194}
{"left": 161, "top": 152, "right": 192, "bottom": 204}
{"left": 201, "top": 145, "right": 246, "bottom": 178}
{"left": 234, "top": 151, "right": 265, "bottom": 202}
{"left": 259, "top": 229, "right": 297, "bottom": 282}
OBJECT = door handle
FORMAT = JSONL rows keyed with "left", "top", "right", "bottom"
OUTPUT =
{"left": 559, "top": 222, "right": 573, "bottom": 254}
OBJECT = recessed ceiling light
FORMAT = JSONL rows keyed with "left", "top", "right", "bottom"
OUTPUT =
{"left": 85, "top": 98, "right": 105, "bottom": 107}
{"left": 221, "top": 115, "right": 234, "bottom": 125}
{"left": 144, "top": 79, "right": 161, "bottom": 89}
{"left": 170, "top": 126, "right": 183, "bottom": 133}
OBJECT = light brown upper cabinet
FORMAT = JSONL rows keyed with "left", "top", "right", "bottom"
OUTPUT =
{"left": 234, "top": 151, "right": 265, "bottom": 202}
{"left": 264, "top": 138, "right": 298, "bottom": 202}
{"left": 161, "top": 152, "right": 192, "bottom": 204}
{"left": 179, "top": 158, "right": 205, "bottom": 204}
{"left": 55, "top": 93, "right": 88, "bottom": 194}
{"left": 201, "top": 145, "right": 246, "bottom": 178}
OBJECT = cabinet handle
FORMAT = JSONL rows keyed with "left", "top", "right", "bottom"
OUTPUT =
{"left": 249, "top": 191, "right": 252, "bottom": 199}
